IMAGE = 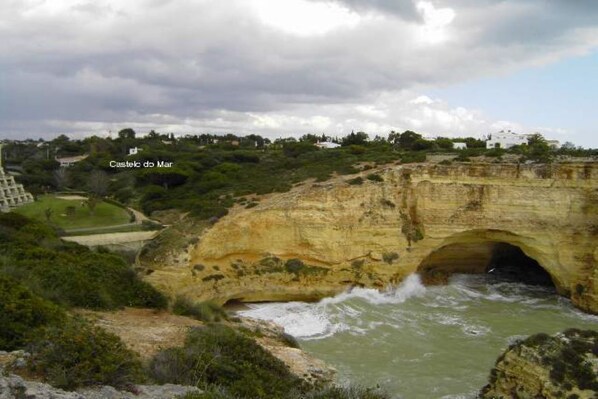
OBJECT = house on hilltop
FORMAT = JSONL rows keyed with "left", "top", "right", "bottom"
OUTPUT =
{"left": 56, "top": 154, "right": 88, "bottom": 167}
{"left": 486, "top": 130, "right": 529, "bottom": 149}
{"left": 315, "top": 141, "right": 341, "bottom": 149}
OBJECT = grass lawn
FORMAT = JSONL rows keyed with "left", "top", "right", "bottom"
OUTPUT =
{"left": 15, "top": 195, "right": 132, "bottom": 230}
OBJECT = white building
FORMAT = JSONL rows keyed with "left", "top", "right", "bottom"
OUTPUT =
{"left": 486, "top": 130, "right": 529, "bottom": 149}
{"left": 453, "top": 142, "right": 467, "bottom": 150}
{"left": 315, "top": 141, "right": 341, "bottom": 149}
{"left": 56, "top": 154, "right": 88, "bottom": 167}
{"left": 128, "top": 147, "right": 142, "bottom": 156}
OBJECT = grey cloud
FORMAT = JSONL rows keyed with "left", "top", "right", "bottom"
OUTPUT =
{"left": 0, "top": 0, "right": 597, "bottom": 140}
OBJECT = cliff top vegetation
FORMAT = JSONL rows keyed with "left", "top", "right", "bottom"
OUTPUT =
{"left": 4, "top": 130, "right": 596, "bottom": 222}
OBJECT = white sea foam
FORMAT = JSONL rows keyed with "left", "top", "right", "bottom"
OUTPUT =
{"left": 239, "top": 274, "right": 426, "bottom": 339}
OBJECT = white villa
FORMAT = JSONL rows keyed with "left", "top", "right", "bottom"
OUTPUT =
{"left": 486, "top": 130, "right": 529, "bottom": 149}
{"left": 315, "top": 141, "right": 341, "bottom": 149}
{"left": 56, "top": 154, "right": 88, "bottom": 167}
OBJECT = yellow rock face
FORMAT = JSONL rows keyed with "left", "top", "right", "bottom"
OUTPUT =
{"left": 143, "top": 162, "right": 598, "bottom": 313}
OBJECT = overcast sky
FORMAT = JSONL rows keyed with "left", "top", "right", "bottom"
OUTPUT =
{"left": 1, "top": 0, "right": 597, "bottom": 147}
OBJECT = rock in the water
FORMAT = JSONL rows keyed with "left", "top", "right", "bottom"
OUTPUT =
{"left": 480, "top": 329, "right": 598, "bottom": 399}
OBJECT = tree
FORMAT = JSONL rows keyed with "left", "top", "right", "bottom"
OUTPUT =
{"left": 435, "top": 137, "right": 454, "bottom": 150}
{"left": 464, "top": 137, "right": 486, "bottom": 148}
{"left": 412, "top": 138, "right": 434, "bottom": 151}
{"left": 88, "top": 170, "right": 109, "bottom": 197}
{"left": 282, "top": 141, "right": 318, "bottom": 158}
{"left": 299, "top": 134, "right": 320, "bottom": 143}
{"left": 527, "top": 134, "right": 553, "bottom": 162}
{"left": 398, "top": 131, "right": 422, "bottom": 150}
{"left": 53, "top": 168, "right": 70, "bottom": 190}
{"left": 117, "top": 128, "right": 136, "bottom": 140}
{"left": 85, "top": 196, "right": 100, "bottom": 216}
{"left": 342, "top": 131, "right": 369, "bottom": 146}
{"left": 137, "top": 168, "right": 189, "bottom": 189}
{"left": 387, "top": 131, "right": 401, "bottom": 146}
{"left": 44, "top": 208, "right": 53, "bottom": 222}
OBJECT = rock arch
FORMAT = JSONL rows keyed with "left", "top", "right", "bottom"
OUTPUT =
{"left": 416, "top": 229, "right": 557, "bottom": 289}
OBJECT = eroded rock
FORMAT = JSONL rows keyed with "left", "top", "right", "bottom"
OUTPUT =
{"left": 480, "top": 329, "right": 598, "bottom": 399}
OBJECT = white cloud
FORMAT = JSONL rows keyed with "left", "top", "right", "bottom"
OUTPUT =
{"left": 251, "top": 0, "right": 362, "bottom": 36}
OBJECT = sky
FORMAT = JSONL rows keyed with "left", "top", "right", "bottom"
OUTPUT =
{"left": 1, "top": 0, "right": 597, "bottom": 147}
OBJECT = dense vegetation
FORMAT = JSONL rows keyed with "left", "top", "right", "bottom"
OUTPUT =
{"left": 28, "top": 318, "right": 144, "bottom": 390}
{"left": 0, "top": 213, "right": 164, "bottom": 389}
{"left": 0, "top": 213, "right": 167, "bottom": 310}
{"left": 0, "top": 274, "right": 66, "bottom": 351}
{"left": 6, "top": 129, "right": 593, "bottom": 222}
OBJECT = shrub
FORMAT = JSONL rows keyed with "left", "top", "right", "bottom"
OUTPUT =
{"left": 202, "top": 274, "right": 225, "bottom": 282}
{"left": 366, "top": 174, "right": 383, "bottom": 182}
{"left": 382, "top": 252, "right": 399, "bottom": 264}
{"left": 28, "top": 318, "right": 144, "bottom": 390}
{"left": 347, "top": 177, "right": 364, "bottom": 185}
{"left": 178, "top": 385, "right": 390, "bottom": 399}
{"left": 285, "top": 259, "right": 306, "bottom": 274}
{"left": 0, "top": 275, "right": 66, "bottom": 351}
{"left": 400, "top": 152, "right": 426, "bottom": 164}
{"left": 295, "top": 385, "right": 391, "bottom": 399}
{"left": 172, "top": 296, "right": 228, "bottom": 322}
{"left": 149, "top": 325, "right": 306, "bottom": 398}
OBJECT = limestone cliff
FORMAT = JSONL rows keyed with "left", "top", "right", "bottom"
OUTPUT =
{"left": 480, "top": 329, "right": 598, "bottom": 399}
{"left": 141, "top": 162, "right": 598, "bottom": 313}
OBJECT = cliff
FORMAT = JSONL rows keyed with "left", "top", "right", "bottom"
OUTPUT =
{"left": 480, "top": 329, "right": 598, "bottom": 398}
{"left": 141, "top": 162, "right": 598, "bottom": 313}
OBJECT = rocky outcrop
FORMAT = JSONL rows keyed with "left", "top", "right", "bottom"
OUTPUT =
{"left": 0, "top": 360, "right": 200, "bottom": 399}
{"left": 237, "top": 317, "right": 336, "bottom": 385}
{"left": 141, "top": 162, "right": 598, "bottom": 312}
{"left": 480, "top": 329, "right": 598, "bottom": 399}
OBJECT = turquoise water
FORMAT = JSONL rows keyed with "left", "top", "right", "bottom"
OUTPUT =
{"left": 239, "top": 274, "right": 598, "bottom": 399}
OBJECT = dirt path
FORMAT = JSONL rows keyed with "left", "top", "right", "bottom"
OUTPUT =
{"left": 129, "top": 207, "right": 149, "bottom": 223}
{"left": 62, "top": 230, "right": 160, "bottom": 246}
{"left": 77, "top": 308, "right": 201, "bottom": 360}
{"left": 55, "top": 195, "right": 87, "bottom": 200}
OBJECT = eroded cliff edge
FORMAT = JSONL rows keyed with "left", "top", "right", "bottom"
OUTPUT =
{"left": 141, "top": 162, "right": 598, "bottom": 313}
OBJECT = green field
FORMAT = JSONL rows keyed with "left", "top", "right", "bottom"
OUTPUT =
{"left": 15, "top": 195, "right": 132, "bottom": 230}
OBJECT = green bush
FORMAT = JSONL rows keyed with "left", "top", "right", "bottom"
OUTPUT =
{"left": 178, "top": 385, "right": 390, "bottom": 399}
{"left": 172, "top": 296, "right": 229, "bottom": 322}
{"left": 399, "top": 152, "right": 426, "bottom": 164}
{"left": 366, "top": 174, "right": 383, "bottom": 182}
{"left": 149, "top": 324, "right": 306, "bottom": 398}
{"left": 296, "top": 386, "right": 391, "bottom": 399}
{"left": 28, "top": 318, "right": 144, "bottom": 390}
{"left": 347, "top": 177, "right": 364, "bottom": 185}
{"left": 382, "top": 252, "right": 399, "bottom": 264}
{"left": 0, "top": 275, "right": 66, "bottom": 351}
{"left": 285, "top": 259, "right": 306, "bottom": 274}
